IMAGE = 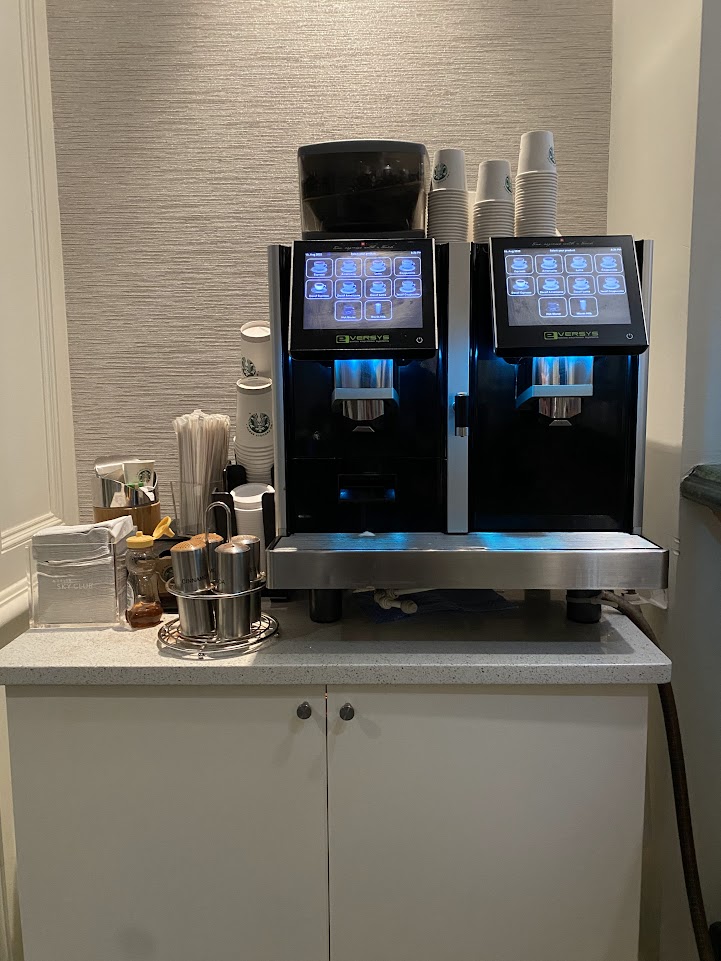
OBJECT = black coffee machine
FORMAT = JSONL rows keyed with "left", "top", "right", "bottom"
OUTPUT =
{"left": 268, "top": 142, "right": 469, "bottom": 619}
{"left": 266, "top": 141, "right": 667, "bottom": 622}
{"left": 470, "top": 235, "right": 650, "bottom": 534}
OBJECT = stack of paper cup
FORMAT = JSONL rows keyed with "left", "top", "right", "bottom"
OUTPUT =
{"left": 472, "top": 160, "right": 514, "bottom": 241}
{"left": 232, "top": 483, "right": 274, "bottom": 573}
{"left": 240, "top": 322, "right": 271, "bottom": 378}
{"left": 427, "top": 149, "right": 469, "bottom": 242}
{"left": 514, "top": 131, "right": 558, "bottom": 236}
{"left": 234, "top": 376, "right": 273, "bottom": 484}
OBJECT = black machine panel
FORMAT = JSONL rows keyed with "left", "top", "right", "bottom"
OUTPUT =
{"left": 279, "top": 244, "right": 448, "bottom": 535}
{"left": 490, "top": 235, "right": 647, "bottom": 357}
{"left": 469, "top": 242, "right": 643, "bottom": 533}
{"left": 289, "top": 239, "right": 437, "bottom": 359}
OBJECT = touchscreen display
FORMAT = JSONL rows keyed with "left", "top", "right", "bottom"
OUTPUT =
{"left": 303, "top": 249, "right": 424, "bottom": 330}
{"left": 503, "top": 245, "right": 632, "bottom": 326}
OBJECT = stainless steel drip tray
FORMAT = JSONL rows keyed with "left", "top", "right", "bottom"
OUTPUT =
{"left": 266, "top": 532, "right": 668, "bottom": 591}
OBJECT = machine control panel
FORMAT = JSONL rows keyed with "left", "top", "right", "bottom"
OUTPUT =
{"left": 290, "top": 239, "right": 437, "bottom": 358}
{"left": 489, "top": 235, "right": 648, "bottom": 356}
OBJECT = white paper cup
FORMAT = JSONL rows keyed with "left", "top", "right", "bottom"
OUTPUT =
{"left": 235, "top": 448, "right": 274, "bottom": 464}
{"left": 473, "top": 200, "right": 514, "bottom": 240}
{"left": 428, "top": 192, "right": 469, "bottom": 216}
{"left": 245, "top": 469, "right": 272, "bottom": 485}
{"left": 236, "top": 376, "right": 273, "bottom": 450}
{"left": 518, "top": 130, "right": 557, "bottom": 174}
{"left": 232, "top": 483, "right": 274, "bottom": 510}
{"left": 431, "top": 149, "right": 467, "bottom": 191}
{"left": 475, "top": 160, "right": 513, "bottom": 203}
{"left": 428, "top": 197, "right": 470, "bottom": 238}
{"left": 232, "top": 484, "right": 274, "bottom": 564}
{"left": 240, "top": 322, "right": 271, "bottom": 378}
{"left": 234, "top": 451, "right": 274, "bottom": 478}
{"left": 515, "top": 171, "right": 558, "bottom": 182}
{"left": 232, "top": 504, "right": 268, "bottom": 571}
{"left": 515, "top": 189, "right": 558, "bottom": 200}
{"left": 428, "top": 189, "right": 469, "bottom": 204}
{"left": 515, "top": 226, "right": 557, "bottom": 238}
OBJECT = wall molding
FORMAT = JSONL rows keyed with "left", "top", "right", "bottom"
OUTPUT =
{"left": 17, "top": 0, "right": 77, "bottom": 526}
{"left": 0, "top": 581, "right": 29, "bottom": 632}
{"left": 1, "top": 513, "right": 61, "bottom": 555}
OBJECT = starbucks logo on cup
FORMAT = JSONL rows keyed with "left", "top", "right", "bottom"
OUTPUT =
{"left": 504, "top": 175, "right": 512, "bottom": 194}
{"left": 247, "top": 412, "right": 271, "bottom": 436}
{"left": 433, "top": 162, "right": 448, "bottom": 183}
{"left": 548, "top": 146, "right": 556, "bottom": 165}
{"left": 241, "top": 356, "right": 257, "bottom": 377}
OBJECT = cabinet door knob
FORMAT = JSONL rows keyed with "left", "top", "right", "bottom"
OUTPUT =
{"left": 339, "top": 703, "right": 355, "bottom": 721}
{"left": 296, "top": 702, "right": 312, "bottom": 720}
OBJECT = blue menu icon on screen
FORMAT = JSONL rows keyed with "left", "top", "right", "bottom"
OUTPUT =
{"left": 395, "top": 277, "right": 421, "bottom": 297}
{"left": 336, "top": 279, "right": 361, "bottom": 298}
{"left": 365, "top": 278, "right": 392, "bottom": 298}
{"left": 364, "top": 300, "right": 393, "bottom": 320}
{"left": 338, "top": 259, "right": 360, "bottom": 276}
{"left": 306, "top": 280, "right": 332, "bottom": 299}
{"left": 365, "top": 257, "right": 392, "bottom": 277}
{"left": 394, "top": 256, "right": 421, "bottom": 276}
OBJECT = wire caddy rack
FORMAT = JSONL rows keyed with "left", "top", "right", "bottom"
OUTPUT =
{"left": 158, "top": 502, "right": 279, "bottom": 659}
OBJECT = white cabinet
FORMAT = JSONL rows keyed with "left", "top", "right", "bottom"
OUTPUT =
{"left": 6, "top": 684, "right": 649, "bottom": 961}
{"left": 7, "top": 687, "right": 329, "bottom": 961}
{"left": 327, "top": 686, "right": 648, "bottom": 961}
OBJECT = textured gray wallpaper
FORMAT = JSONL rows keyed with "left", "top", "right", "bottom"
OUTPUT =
{"left": 46, "top": 0, "right": 611, "bottom": 516}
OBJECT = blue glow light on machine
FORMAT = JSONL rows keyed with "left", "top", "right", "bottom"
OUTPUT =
{"left": 339, "top": 488, "right": 396, "bottom": 502}
{"left": 533, "top": 355, "right": 594, "bottom": 383}
{"left": 334, "top": 358, "right": 391, "bottom": 386}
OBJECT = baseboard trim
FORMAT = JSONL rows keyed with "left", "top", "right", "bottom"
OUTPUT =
{"left": 0, "top": 581, "right": 28, "bottom": 631}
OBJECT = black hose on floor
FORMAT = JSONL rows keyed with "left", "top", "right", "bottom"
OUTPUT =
{"left": 602, "top": 592, "right": 715, "bottom": 961}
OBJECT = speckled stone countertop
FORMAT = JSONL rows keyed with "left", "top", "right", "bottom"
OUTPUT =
{"left": 0, "top": 594, "right": 670, "bottom": 686}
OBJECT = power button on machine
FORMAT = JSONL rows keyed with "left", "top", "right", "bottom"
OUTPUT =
{"left": 626, "top": 332, "right": 634, "bottom": 340}
{"left": 416, "top": 337, "right": 424, "bottom": 344}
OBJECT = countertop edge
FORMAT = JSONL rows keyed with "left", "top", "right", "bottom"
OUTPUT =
{"left": 0, "top": 662, "right": 672, "bottom": 687}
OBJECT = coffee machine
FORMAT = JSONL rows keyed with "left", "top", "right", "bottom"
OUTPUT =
{"left": 471, "top": 235, "right": 649, "bottom": 533}
{"left": 266, "top": 140, "right": 667, "bottom": 621}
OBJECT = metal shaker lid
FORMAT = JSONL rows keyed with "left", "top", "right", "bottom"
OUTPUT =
{"left": 215, "top": 542, "right": 251, "bottom": 593}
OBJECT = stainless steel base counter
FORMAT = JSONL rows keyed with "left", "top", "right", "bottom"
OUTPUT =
{"left": 267, "top": 531, "right": 668, "bottom": 591}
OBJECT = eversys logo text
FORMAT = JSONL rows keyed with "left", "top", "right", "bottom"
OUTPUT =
{"left": 544, "top": 330, "right": 599, "bottom": 340}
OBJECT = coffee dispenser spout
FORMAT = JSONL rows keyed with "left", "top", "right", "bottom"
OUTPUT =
{"left": 331, "top": 359, "right": 399, "bottom": 421}
{"left": 515, "top": 356, "right": 594, "bottom": 421}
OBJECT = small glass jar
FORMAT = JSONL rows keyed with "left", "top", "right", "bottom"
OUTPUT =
{"left": 125, "top": 532, "right": 163, "bottom": 629}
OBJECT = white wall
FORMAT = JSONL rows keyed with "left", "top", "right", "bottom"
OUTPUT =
{"left": 0, "top": 0, "right": 78, "bottom": 955}
{"left": 0, "top": 0, "right": 77, "bottom": 631}
{"left": 609, "top": 1, "right": 721, "bottom": 957}
{"left": 665, "top": 0, "right": 721, "bottom": 953}
{"left": 607, "top": 0, "right": 701, "bottom": 559}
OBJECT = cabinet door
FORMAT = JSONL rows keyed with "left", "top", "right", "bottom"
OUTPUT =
{"left": 327, "top": 686, "right": 647, "bottom": 961}
{"left": 8, "top": 686, "right": 329, "bottom": 961}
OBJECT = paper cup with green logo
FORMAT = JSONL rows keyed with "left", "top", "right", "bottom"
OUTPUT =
{"left": 240, "top": 321, "right": 271, "bottom": 378}
{"left": 431, "top": 148, "right": 467, "bottom": 191}
{"left": 236, "top": 377, "right": 273, "bottom": 455}
{"left": 518, "top": 130, "right": 557, "bottom": 174}
{"left": 474, "top": 160, "right": 513, "bottom": 203}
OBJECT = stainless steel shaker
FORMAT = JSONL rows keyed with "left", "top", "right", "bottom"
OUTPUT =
{"left": 232, "top": 534, "right": 262, "bottom": 624}
{"left": 215, "top": 542, "right": 251, "bottom": 640}
{"left": 189, "top": 532, "right": 223, "bottom": 583}
{"left": 170, "top": 541, "right": 214, "bottom": 637}
{"left": 176, "top": 595, "right": 215, "bottom": 638}
{"left": 170, "top": 542, "right": 210, "bottom": 593}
